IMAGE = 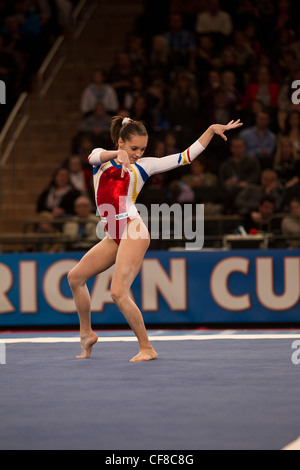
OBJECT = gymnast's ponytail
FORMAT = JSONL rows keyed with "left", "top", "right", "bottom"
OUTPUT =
{"left": 110, "top": 115, "right": 148, "bottom": 145}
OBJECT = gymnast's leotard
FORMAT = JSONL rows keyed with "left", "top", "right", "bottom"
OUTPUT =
{"left": 88, "top": 140, "right": 205, "bottom": 244}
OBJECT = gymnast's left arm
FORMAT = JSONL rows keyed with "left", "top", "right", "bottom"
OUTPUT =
{"left": 144, "top": 119, "right": 243, "bottom": 176}
{"left": 198, "top": 119, "right": 243, "bottom": 147}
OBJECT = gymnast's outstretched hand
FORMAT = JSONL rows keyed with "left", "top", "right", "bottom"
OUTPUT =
{"left": 212, "top": 119, "right": 243, "bottom": 141}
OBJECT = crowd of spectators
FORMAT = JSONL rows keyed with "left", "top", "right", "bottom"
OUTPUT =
{"left": 33, "top": 0, "right": 300, "bottom": 250}
{"left": 0, "top": 0, "right": 79, "bottom": 128}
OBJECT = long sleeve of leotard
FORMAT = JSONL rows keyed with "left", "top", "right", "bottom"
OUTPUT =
{"left": 87, "top": 148, "right": 106, "bottom": 166}
{"left": 87, "top": 140, "right": 205, "bottom": 172}
{"left": 139, "top": 140, "right": 205, "bottom": 176}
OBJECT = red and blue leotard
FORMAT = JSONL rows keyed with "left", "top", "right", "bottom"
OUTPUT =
{"left": 88, "top": 140, "right": 205, "bottom": 244}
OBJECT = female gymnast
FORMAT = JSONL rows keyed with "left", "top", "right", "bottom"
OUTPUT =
{"left": 68, "top": 116, "right": 242, "bottom": 361}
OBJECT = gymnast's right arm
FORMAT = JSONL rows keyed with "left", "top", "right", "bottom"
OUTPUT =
{"left": 88, "top": 148, "right": 132, "bottom": 176}
{"left": 88, "top": 147, "right": 132, "bottom": 164}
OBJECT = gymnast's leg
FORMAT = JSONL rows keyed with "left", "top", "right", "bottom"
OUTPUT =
{"left": 68, "top": 236, "right": 118, "bottom": 358}
{"left": 110, "top": 219, "right": 157, "bottom": 362}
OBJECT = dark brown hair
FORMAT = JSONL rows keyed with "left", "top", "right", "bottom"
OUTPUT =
{"left": 110, "top": 115, "right": 148, "bottom": 145}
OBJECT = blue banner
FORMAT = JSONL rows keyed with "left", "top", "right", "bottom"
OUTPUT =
{"left": 0, "top": 250, "right": 299, "bottom": 327}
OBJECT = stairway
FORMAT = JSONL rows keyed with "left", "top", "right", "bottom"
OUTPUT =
{"left": 0, "top": 0, "right": 145, "bottom": 235}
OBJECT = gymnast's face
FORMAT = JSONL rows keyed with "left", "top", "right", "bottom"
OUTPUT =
{"left": 118, "top": 135, "right": 148, "bottom": 164}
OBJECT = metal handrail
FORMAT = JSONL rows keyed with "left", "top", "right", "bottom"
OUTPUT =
{"left": 0, "top": 92, "right": 29, "bottom": 167}
{"left": 36, "top": 0, "right": 95, "bottom": 132}
{"left": 0, "top": 92, "right": 29, "bottom": 204}
{"left": 37, "top": 0, "right": 95, "bottom": 97}
{"left": 73, "top": 0, "right": 88, "bottom": 19}
{"left": 37, "top": 35, "right": 65, "bottom": 98}
{"left": 73, "top": 0, "right": 97, "bottom": 40}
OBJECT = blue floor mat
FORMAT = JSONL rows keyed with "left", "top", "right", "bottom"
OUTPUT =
{"left": 0, "top": 338, "right": 299, "bottom": 450}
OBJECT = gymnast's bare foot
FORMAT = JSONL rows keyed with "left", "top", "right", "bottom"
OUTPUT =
{"left": 76, "top": 331, "right": 98, "bottom": 359}
{"left": 130, "top": 346, "right": 158, "bottom": 362}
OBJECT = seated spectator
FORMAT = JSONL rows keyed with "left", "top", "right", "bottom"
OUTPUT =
{"left": 205, "top": 87, "right": 235, "bottom": 126}
{"left": 219, "top": 46, "right": 246, "bottom": 92}
{"left": 182, "top": 157, "right": 217, "bottom": 187}
{"left": 66, "top": 154, "right": 92, "bottom": 194}
{"left": 255, "top": 50, "right": 281, "bottom": 90}
{"left": 239, "top": 110, "right": 277, "bottom": 168}
{"left": 243, "top": 195, "right": 277, "bottom": 233}
{"left": 282, "top": 110, "right": 300, "bottom": 156}
{"left": 221, "top": 70, "right": 242, "bottom": 117}
{"left": 243, "top": 23, "right": 261, "bottom": 57}
{"left": 171, "top": 159, "right": 223, "bottom": 214}
{"left": 168, "top": 180, "right": 195, "bottom": 204}
{"left": 123, "top": 74, "right": 146, "bottom": 110}
{"left": 283, "top": 159, "right": 300, "bottom": 209}
{"left": 80, "top": 68, "right": 119, "bottom": 116}
{"left": 71, "top": 133, "right": 96, "bottom": 167}
{"left": 148, "top": 34, "right": 172, "bottom": 82}
{"left": 281, "top": 197, "right": 300, "bottom": 248}
{"left": 200, "top": 69, "right": 223, "bottom": 123}
{"left": 37, "top": 167, "right": 81, "bottom": 217}
{"left": 195, "top": 0, "right": 233, "bottom": 38}
{"left": 241, "top": 65, "right": 279, "bottom": 110}
{"left": 107, "top": 52, "right": 134, "bottom": 108}
{"left": 3, "top": 0, "right": 45, "bottom": 76}
{"left": 77, "top": 102, "right": 111, "bottom": 148}
{"left": 232, "top": 30, "right": 255, "bottom": 71}
{"left": 201, "top": 69, "right": 222, "bottom": 107}
{"left": 164, "top": 131, "right": 180, "bottom": 155}
{"left": 0, "top": 32, "right": 24, "bottom": 98}
{"left": 240, "top": 99, "right": 265, "bottom": 129}
{"left": 192, "top": 34, "right": 217, "bottom": 89}
{"left": 29, "top": 0, "right": 59, "bottom": 40}
{"left": 220, "top": 137, "right": 261, "bottom": 187}
{"left": 273, "top": 0, "right": 298, "bottom": 36}
{"left": 273, "top": 136, "right": 300, "bottom": 188}
{"left": 27, "top": 211, "right": 63, "bottom": 253}
{"left": 166, "top": 71, "right": 199, "bottom": 145}
{"left": 235, "top": 169, "right": 283, "bottom": 216}
{"left": 219, "top": 136, "right": 261, "bottom": 212}
{"left": 145, "top": 78, "right": 168, "bottom": 132}
{"left": 134, "top": 0, "right": 170, "bottom": 46}
{"left": 63, "top": 196, "right": 99, "bottom": 250}
{"left": 125, "top": 33, "right": 147, "bottom": 76}
{"left": 291, "top": 23, "right": 300, "bottom": 62}
{"left": 130, "top": 95, "right": 154, "bottom": 131}
{"left": 279, "top": 47, "right": 298, "bottom": 82}
{"left": 163, "top": 13, "right": 196, "bottom": 68}
{"left": 234, "top": 1, "right": 259, "bottom": 30}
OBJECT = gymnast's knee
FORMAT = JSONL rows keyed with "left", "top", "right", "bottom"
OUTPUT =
{"left": 110, "top": 286, "right": 126, "bottom": 305}
{"left": 67, "top": 267, "right": 83, "bottom": 289}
